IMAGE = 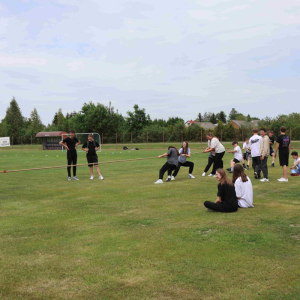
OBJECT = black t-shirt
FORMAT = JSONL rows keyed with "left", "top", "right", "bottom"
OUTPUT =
{"left": 269, "top": 136, "right": 274, "bottom": 150}
{"left": 63, "top": 137, "right": 79, "bottom": 152}
{"left": 276, "top": 134, "right": 290, "bottom": 153}
{"left": 217, "top": 182, "right": 238, "bottom": 208}
{"left": 82, "top": 140, "right": 100, "bottom": 156}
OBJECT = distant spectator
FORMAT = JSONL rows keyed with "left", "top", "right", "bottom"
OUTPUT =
{"left": 274, "top": 126, "right": 291, "bottom": 182}
{"left": 257, "top": 128, "right": 270, "bottom": 182}
{"left": 290, "top": 151, "right": 300, "bottom": 176}
{"left": 249, "top": 128, "right": 262, "bottom": 179}
{"left": 268, "top": 130, "right": 276, "bottom": 167}
{"left": 232, "top": 164, "right": 254, "bottom": 208}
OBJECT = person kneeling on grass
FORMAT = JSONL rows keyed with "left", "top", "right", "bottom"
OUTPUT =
{"left": 168, "top": 141, "right": 195, "bottom": 181}
{"left": 82, "top": 134, "right": 104, "bottom": 180}
{"left": 227, "top": 141, "right": 242, "bottom": 173}
{"left": 204, "top": 169, "right": 238, "bottom": 213}
{"left": 290, "top": 151, "right": 300, "bottom": 176}
{"left": 232, "top": 164, "right": 254, "bottom": 208}
{"left": 155, "top": 146, "right": 179, "bottom": 184}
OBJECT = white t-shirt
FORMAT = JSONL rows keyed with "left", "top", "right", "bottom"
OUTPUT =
{"left": 178, "top": 148, "right": 191, "bottom": 163}
{"left": 243, "top": 142, "right": 251, "bottom": 153}
{"left": 210, "top": 138, "right": 225, "bottom": 154}
{"left": 235, "top": 176, "right": 254, "bottom": 208}
{"left": 294, "top": 158, "right": 300, "bottom": 169}
{"left": 234, "top": 146, "right": 242, "bottom": 161}
{"left": 208, "top": 141, "right": 215, "bottom": 156}
{"left": 249, "top": 135, "right": 262, "bottom": 157}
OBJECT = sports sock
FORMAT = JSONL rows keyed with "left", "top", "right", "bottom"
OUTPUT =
{"left": 231, "top": 167, "right": 233, "bottom": 171}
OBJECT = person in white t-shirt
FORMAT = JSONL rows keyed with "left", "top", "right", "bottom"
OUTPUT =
{"left": 249, "top": 128, "right": 262, "bottom": 179}
{"left": 203, "top": 133, "right": 226, "bottom": 175}
{"left": 290, "top": 151, "right": 300, "bottom": 176}
{"left": 232, "top": 164, "right": 254, "bottom": 208}
{"left": 202, "top": 139, "right": 215, "bottom": 177}
{"left": 227, "top": 141, "right": 243, "bottom": 173}
{"left": 242, "top": 137, "right": 251, "bottom": 171}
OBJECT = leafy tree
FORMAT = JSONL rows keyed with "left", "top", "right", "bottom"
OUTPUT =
{"left": 52, "top": 112, "right": 58, "bottom": 126}
{"left": 26, "top": 108, "right": 44, "bottom": 142}
{"left": 224, "top": 121, "right": 236, "bottom": 141}
{"left": 228, "top": 108, "right": 239, "bottom": 120}
{"left": 209, "top": 113, "right": 217, "bottom": 124}
{"left": 197, "top": 113, "right": 202, "bottom": 122}
{"left": 202, "top": 112, "right": 213, "bottom": 122}
{"left": 57, "top": 108, "right": 65, "bottom": 130}
{"left": 216, "top": 111, "right": 227, "bottom": 123}
{"left": 126, "top": 104, "right": 150, "bottom": 134}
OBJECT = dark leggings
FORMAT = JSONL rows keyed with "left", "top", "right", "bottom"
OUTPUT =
{"left": 171, "top": 161, "right": 194, "bottom": 177}
{"left": 204, "top": 155, "right": 215, "bottom": 174}
{"left": 204, "top": 201, "right": 238, "bottom": 213}
{"left": 252, "top": 156, "right": 261, "bottom": 176}
{"left": 212, "top": 151, "right": 225, "bottom": 174}
{"left": 67, "top": 152, "right": 77, "bottom": 177}
{"left": 159, "top": 162, "right": 176, "bottom": 180}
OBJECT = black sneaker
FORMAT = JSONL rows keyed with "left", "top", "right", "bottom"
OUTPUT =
{"left": 271, "top": 164, "right": 275, "bottom": 167}
{"left": 254, "top": 172, "right": 258, "bottom": 179}
{"left": 229, "top": 171, "right": 233, "bottom": 173}
{"left": 246, "top": 166, "right": 249, "bottom": 170}
{"left": 226, "top": 168, "right": 231, "bottom": 171}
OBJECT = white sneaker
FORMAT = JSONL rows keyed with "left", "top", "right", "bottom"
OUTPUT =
{"left": 90, "top": 176, "right": 94, "bottom": 180}
{"left": 73, "top": 176, "right": 79, "bottom": 180}
{"left": 171, "top": 176, "right": 175, "bottom": 181}
{"left": 202, "top": 172, "right": 206, "bottom": 177}
{"left": 277, "top": 178, "right": 288, "bottom": 182}
{"left": 154, "top": 179, "right": 163, "bottom": 184}
{"left": 99, "top": 176, "right": 104, "bottom": 180}
{"left": 208, "top": 174, "right": 213, "bottom": 177}
{"left": 260, "top": 178, "right": 269, "bottom": 182}
{"left": 188, "top": 174, "right": 195, "bottom": 179}
{"left": 166, "top": 176, "right": 171, "bottom": 182}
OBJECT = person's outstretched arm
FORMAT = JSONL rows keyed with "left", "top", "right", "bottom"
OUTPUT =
{"left": 158, "top": 153, "right": 168, "bottom": 158}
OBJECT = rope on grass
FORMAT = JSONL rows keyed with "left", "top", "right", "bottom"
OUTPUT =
{"left": 0, "top": 152, "right": 204, "bottom": 174}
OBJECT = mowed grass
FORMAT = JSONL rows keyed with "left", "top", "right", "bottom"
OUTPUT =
{"left": 0, "top": 146, "right": 300, "bottom": 300}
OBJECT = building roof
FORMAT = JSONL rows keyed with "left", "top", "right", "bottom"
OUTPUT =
{"left": 36, "top": 131, "right": 68, "bottom": 138}
{"left": 230, "top": 120, "right": 245, "bottom": 127}
{"left": 185, "top": 120, "right": 197, "bottom": 124}
{"left": 251, "top": 120, "right": 259, "bottom": 126}
{"left": 192, "top": 122, "right": 216, "bottom": 130}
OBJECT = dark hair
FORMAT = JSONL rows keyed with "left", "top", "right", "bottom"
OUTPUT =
{"left": 88, "top": 134, "right": 93, "bottom": 138}
{"left": 245, "top": 137, "right": 249, "bottom": 140}
{"left": 280, "top": 126, "right": 286, "bottom": 133}
{"left": 232, "top": 141, "right": 238, "bottom": 145}
{"left": 70, "top": 129, "right": 75, "bottom": 134}
{"left": 260, "top": 128, "right": 267, "bottom": 132}
{"left": 216, "top": 168, "right": 233, "bottom": 186}
{"left": 168, "top": 146, "right": 180, "bottom": 156}
{"left": 252, "top": 128, "right": 259, "bottom": 133}
{"left": 232, "top": 164, "right": 248, "bottom": 183}
{"left": 269, "top": 130, "right": 273, "bottom": 133}
{"left": 291, "top": 151, "right": 298, "bottom": 156}
{"left": 181, "top": 141, "right": 189, "bottom": 154}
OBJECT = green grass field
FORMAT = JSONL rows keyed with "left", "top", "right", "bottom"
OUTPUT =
{"left": 0, "top": 145, "right": 300, "bottom": 300}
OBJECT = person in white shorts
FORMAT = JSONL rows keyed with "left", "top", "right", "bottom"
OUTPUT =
{"left": 242, "top": 137, "right": 251, "bottom": 170}
{"left": 227, "top": 141, "right": 242, "bottom": 173}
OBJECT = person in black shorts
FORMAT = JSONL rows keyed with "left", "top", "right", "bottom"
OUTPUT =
{"left": 203, "top": 168, "right": 238, "bottom": 213}
{"left": 82, "top": 134, "right": 104, "bottom": 180}
{"left": 59, "top": 129, "right": 81, "bottom": 181}
{"left": 269, "top": 130, "right": 275, "bottom": 167}
{"left": 274, "top": 126, "right": 291, "bottom": 182}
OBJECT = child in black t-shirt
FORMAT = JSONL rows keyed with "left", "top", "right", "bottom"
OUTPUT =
{"left": 82, "top": 134, "right": 104, "bottom": 180}
{"left": 274, "top": 126, "right": 291, "bottom": 182}
{"left": 268, "top": 130, "right": 276, "bottom": 167}
{"left": 204, "top": 168, "right": 238, "bottom": 212}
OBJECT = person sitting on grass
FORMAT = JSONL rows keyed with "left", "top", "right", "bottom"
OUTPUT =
{"left": 232, "top": 164, "right": 254, "bottom": 208}
{"left": 169, "top": 141, "right": 195, "bottom": 181}
{"left": 227, "top": 141, "right": 242, "bottom": 173}
{"left": 82, "top": 134, "right": 104, "bottom": 180}
{"left": 274, "top": 126, "right": 291, "bottom": 182}
{"left": 155, "top": 146, "right": 179, "bottom": 184}
{"left": 290, "top": 151, "right": 300, "bottom": 176}
{"left": 242, "top": 137, "right": 251, "bottom": 170}
{"left": 204, "top": 168, "right": 238, "bottom": 213}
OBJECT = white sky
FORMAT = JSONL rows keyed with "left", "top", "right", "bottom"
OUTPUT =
{"left": 1, "top": 0, "right": 300, "bottom": 124}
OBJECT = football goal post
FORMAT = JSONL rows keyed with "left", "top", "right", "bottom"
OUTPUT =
{"left": 61, "top": 133, "right": 101, "bottom": 153}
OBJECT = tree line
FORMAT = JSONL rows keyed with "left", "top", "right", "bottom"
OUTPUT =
{"left": 0, "top": 97, "right": 299, "bottom": 144}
